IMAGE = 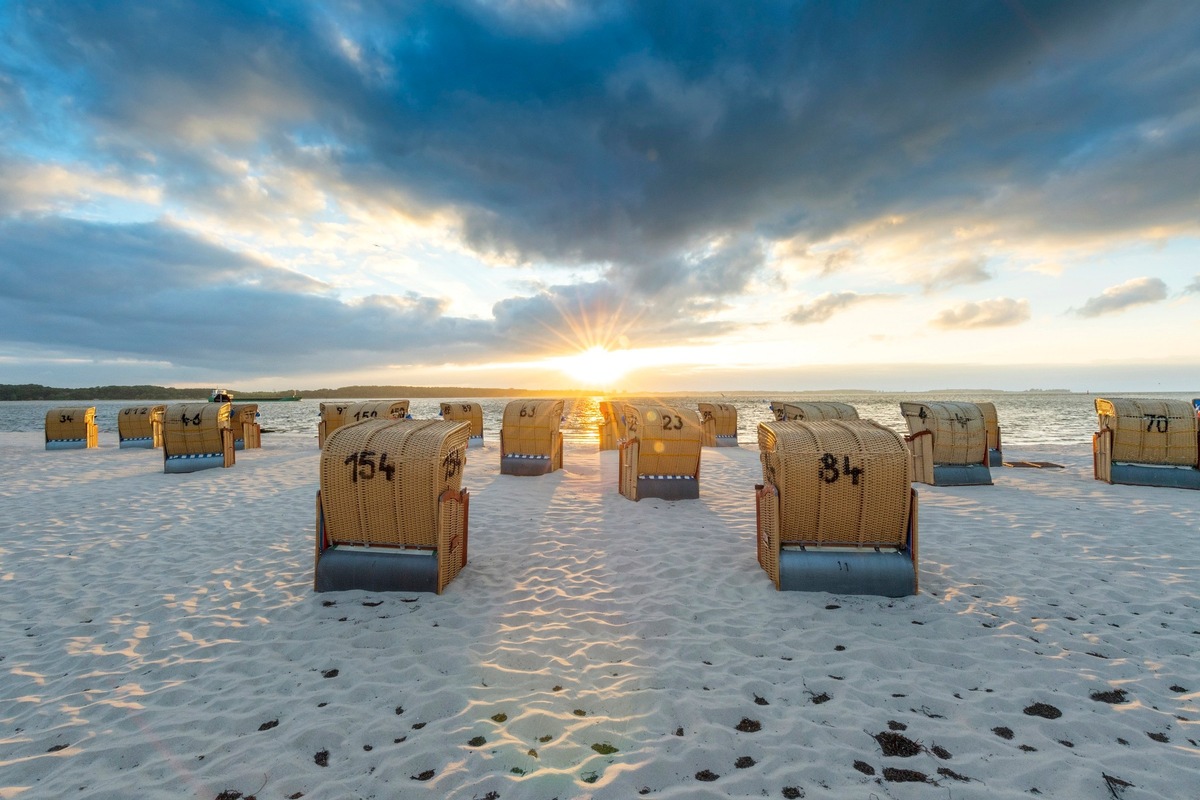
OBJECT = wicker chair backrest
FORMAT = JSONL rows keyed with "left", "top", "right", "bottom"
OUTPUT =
{"left": 118, "top": 405, "right": 165, "bottom": 440}
{"left": 623, "top": 403, "right": 702, "bottom": 477}
{"left": 230, "top": 404, "right": 259, "bottom": 424}
{"left": 440, "top": 402, "right": 484, "bottom": 437}
{"left": 45, "top": 407, "right": 96, "bottom": 440}
{"left": 759, "top": 420, "right": 911, "bottom": 547}
{"left": 976, "top": 402, "right": 1000, "bottom": 451}
{"left": 599, "top": 401, "right": 627, "bottom": 436}
{"left": 501, "top": 400, "right": 563, "bottom": 456}
{"left": 1095, "top": 397, "right": 1198, "bottom": 466}
{"left": 698, "top": 403, "right": 738, "bottom": 437}
{"left": 770, "top": 401, "right": 859, "bottom": 422}
{"left": 163, "top": 403, "right": 231, "bottom": 455}
{"left": 900, "top": 401, "right": 987, "bottom": 465}
{"left": 320, "top": 419, "right": 470, "bottom": 548}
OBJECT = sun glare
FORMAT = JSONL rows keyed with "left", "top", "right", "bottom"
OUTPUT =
{"left": 555, "top": 346, "right": 629, "bottom": 387}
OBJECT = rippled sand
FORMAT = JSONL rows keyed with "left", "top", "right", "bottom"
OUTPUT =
{"left": 2, "top": 431, "right": 1198, "bottom": 799}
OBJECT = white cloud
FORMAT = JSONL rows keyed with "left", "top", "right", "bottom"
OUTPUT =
{"left": 932, "top": 297, "right": 1030, "bottom": 329}
{"left": 1073, "top": 277, "right": 1168, "bottom": 317}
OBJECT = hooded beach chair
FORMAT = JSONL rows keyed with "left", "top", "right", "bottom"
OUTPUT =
{"left": 769, "top": 401, "right": 859, "bottom": 422}
{"left": 230, "top": 403, "right": 261, "bottom": 450}
{"left": 315, "top": 419, "right": 471, "bottom": 593}
{"left": 1093, "top": 398, "right": 1200, "bottom": 490}
{"left": 45, "top": 407, "right": 98, "bottom": 450}
{"left": 976, "top": 401, "right": 1003, "bottom": 467}
{"left": 698, "top": 402, "right": 738, "bottom": 447}
{"left": 318, "top": 400, "right": 409, "bottom": 448}
{"left": 597, "top": 400, "right": 627, "bottom": 451}
{"left": 755, "top": 420, "right": 918, "bottom": 596}
{"left": 117, "top": 405, "right": 165, "bottom": 449}
{"left": 162, "top": 402, "right": 234, "bottom": 473}
{"left": 500, "top": 400, "right": 563, "bottom": 475}
{"left": 440, "top": 402, "right": 484, "bottom": 447}
{"left": 899, "top": 401, "right": 992, "bottom": 486}
{"left": 618, "top": 403, "right": 703, "bottom": 500}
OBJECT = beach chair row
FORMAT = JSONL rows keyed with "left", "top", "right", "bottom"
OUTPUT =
{"left": 43, "top": 403, "right": 262, "bottom": 470}
{"left": 309, "top": 395, "right": 1199, "bottom": 602}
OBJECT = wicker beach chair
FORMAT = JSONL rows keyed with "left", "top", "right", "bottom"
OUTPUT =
{"left": 597, "top": 400, "right": 627, "bottom": 451}
{"left": 976, "top": 401, "right": 1003, "bottom": 467}
{"left": 756, "top": 420, "right": 918, "bottom": 596}
{"left": 899, "top": 401, "right": 993, "bottom": 486}
{"left": 117, "top": 405, "right": 165, "bottom": 449}
{"left": 315, "top": 419, "right": 471, "bottom": 593}
{"left": 440, "top": 402, "right": 484, "bottom": 447}
{"left": 699, "top": 402, "right": 739, "bottom": 447}
{"left": 162, "top": 403, "right": 234, "bottom": 473}
{"left": 1093, "top": 398, "right": 1200, "bottom": 490}
{"left": 769, "top": 401, "right": 860, "bottom": 422}
{"left": 230, "top": 403, "right": 261, "bottom": 450}
{"left": 44, "top": 407, "right": 98, "bottom": 450}
{"left": 618, "top": 403, "right": 703, "bottom": 500}
{"left": 318, "top": 400, "right": 409, "bottom": 448}
{"left": 500, "top": 400, "right": 564, "bottom": 475}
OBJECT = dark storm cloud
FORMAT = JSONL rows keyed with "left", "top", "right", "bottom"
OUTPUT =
{"left": 0, "top": 218, "right": 492, "bottom": 373}
{"left": 931, "top": 297, "right": 1030, "bottom": 329}
{"left": 1072, "top": 277, "right": 1168, "bottom": 318}
{"left": 8, "top": 0, "right": 1199, "bottom": 281}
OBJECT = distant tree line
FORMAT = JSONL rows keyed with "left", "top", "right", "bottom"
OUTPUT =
{"left": 0, "top": 384, "right": 207, "bottom": 401}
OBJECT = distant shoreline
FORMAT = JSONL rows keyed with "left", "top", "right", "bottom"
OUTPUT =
{"left": 3, "top": 383, "right": 1194, "bottom": 402}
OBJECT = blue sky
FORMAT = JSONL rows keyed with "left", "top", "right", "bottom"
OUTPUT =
{"left": 1, "top": 0, "right": 1197, "bottom": 392}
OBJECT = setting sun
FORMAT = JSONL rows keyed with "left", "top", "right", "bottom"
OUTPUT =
{"left": 553, "top": 346, "right": 629, "bottom": 387}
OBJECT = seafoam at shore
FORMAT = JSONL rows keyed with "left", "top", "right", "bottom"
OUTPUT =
{"left": 1, "top": 431, "right": 1198, "bottom": 799}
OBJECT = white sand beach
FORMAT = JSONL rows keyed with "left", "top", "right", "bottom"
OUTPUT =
{"left": 2, "top": 431, "right": 1198, "bottom": 799}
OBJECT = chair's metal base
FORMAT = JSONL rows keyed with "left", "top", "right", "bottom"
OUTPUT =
{"left": 501, "top": 455, "right": 554, "bottom": 476}
{"left": 314, "top": 547, "right": 439, "bottom": 593}
{"left": 119, "top": 438, "right": 155, "bottom": 449}
{"left": 165, "top": 453, "right": 226, "bottom": 473}
{"left": 779, "top": 548, "right": 916, "bottom": 597}
{"left": 45, "top": 440, "right": 89, "bottom": 450}
{"left": 933, "top": 463, "right": 993, "bottom": 486}
{"left": 636, "top": 475, "right": 700, "bottom": 501}
{"left": 1110, "top": 463, "right": 1200, "bottom": 490}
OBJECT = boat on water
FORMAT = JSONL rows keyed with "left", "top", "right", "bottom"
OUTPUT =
{"left": 209, "top": 389, "right": 302, "bottom": 402}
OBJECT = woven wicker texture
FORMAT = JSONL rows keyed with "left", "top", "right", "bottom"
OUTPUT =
{"left": 698, "top": 402, "right": 737, "bottom": 446}
{"left": 758, "top": 420, "right": 911, "bottom": 547}
{"left": 900, "top": 401, "right": 987, "bottom": 465}
{"left": 320, "top": 419, "right": 470, "bottom": 548}
{"left": 163, "top": 403, "right": 231, "bottom": 456}
{"left": 118, "top": 405, "right": 165, "bottom": 443}
{"left": 622, "top": 403, "right": 702, "bottom": 477}
{"left": 230, "top": 404, "right": 259, "bottom": 424}
{"left": 45, "top": 407, "right": 97, "bottom": 445}
{"left": 440, "top": 402, "right": 484, "bottom": 438}
{"left": 598, "top": 401, "right": 626, "bottom": 451}
{"left": 319, "top": 400, "right": 410, "bottom": 446}
{"left": 501, "top": 400, "right": 563, "bottom": 456}
{"left": 756, "top": 483, "right": 781, "bottom": 587}
{"left": 770, "top": 401, "right": 860, "bottom": 422}
{"left": 1095, "top": 398, "right": 1198, "bottom": 466}
{"left": 976, "top": 402, "right": 1001, "bottom": 452}
{"left": 436, "top": 489, "right": 470, "bottom": 592}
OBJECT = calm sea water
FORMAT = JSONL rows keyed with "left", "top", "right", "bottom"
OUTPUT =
{"left": 6, "top": 392, "right": 1198, "bottom": 448}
